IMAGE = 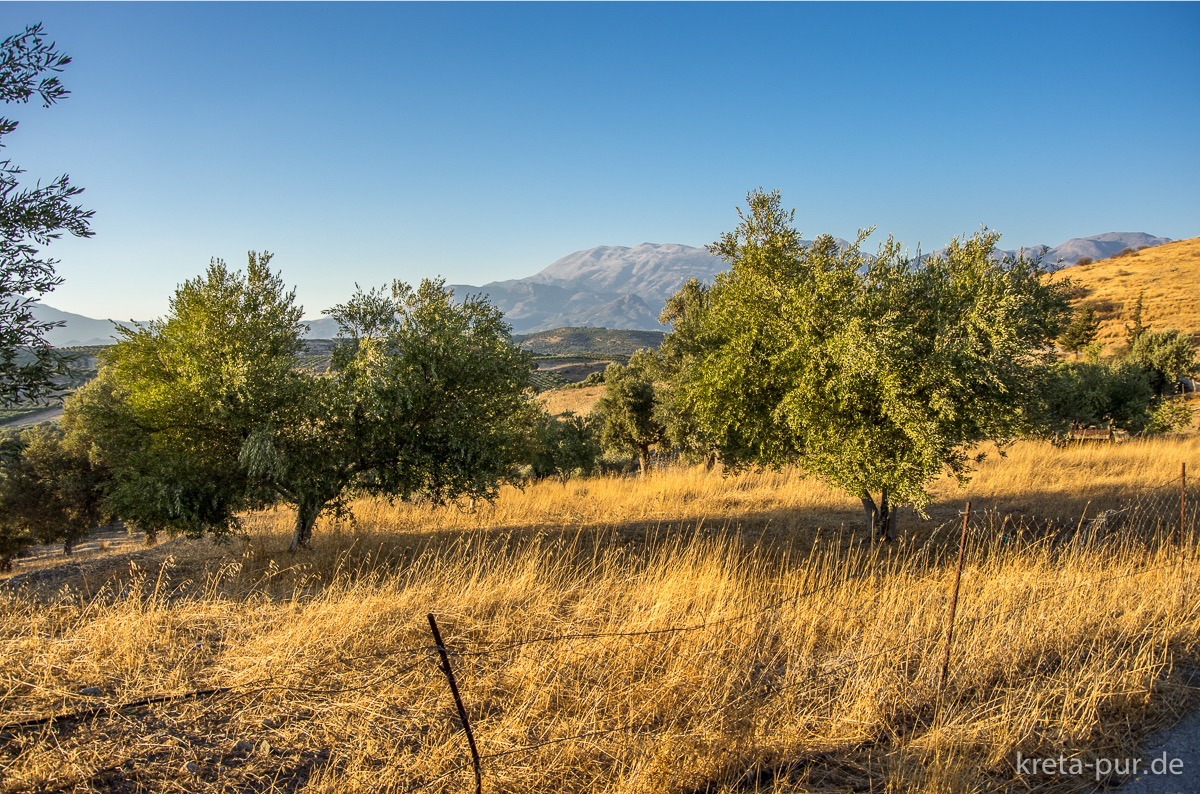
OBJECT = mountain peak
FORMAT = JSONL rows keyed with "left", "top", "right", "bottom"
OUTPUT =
{"left": 35, "top": 231, "right": 1181, "bottom": 343}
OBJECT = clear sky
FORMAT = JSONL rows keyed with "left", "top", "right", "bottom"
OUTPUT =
{"left": 5, "top": 2, "right": 1199, "bottom": 320}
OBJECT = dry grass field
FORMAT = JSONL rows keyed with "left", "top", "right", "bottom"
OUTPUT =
{"left": 1, "top": 439, "right": 1198, "bottom": 793}
{"left": 539, "top": 384, "right": 605, "bottom": 417}
{"left": 1050, "top": 237, "right": 1200, "bottom": 354}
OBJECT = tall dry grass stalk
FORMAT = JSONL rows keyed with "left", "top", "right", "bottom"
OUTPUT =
{"left": 0, "top": 438, "right": 1197, "bottom": 792}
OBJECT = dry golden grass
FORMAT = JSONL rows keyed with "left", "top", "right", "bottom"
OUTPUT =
{"left": 1050, "top": 237, "right": 1200, "bottom": 353}
{"left": 538, "top": 384, "right": 605, "bottom": 417}
{"left": 1, "top": 439, "right": 1198, "bottom": 793}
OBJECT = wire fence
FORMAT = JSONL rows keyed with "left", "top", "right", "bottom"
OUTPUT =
{"left": 2, "top": 465, "right": 1197, "bottom": 792}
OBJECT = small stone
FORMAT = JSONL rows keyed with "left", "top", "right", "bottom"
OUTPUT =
{"left": 261, "top": 717, "right": 280, "bottom": 729}
{"left": 79, "top": 687, "right": 102, "bottom": 697}
{"left": 256, "top": 740, "right": 272, "bottom": 756}
{"left": 231, "top": 740, "right": 253, "bottom": 755}
{"left": 184, "top": 761, "right": 200, "bottom": 775}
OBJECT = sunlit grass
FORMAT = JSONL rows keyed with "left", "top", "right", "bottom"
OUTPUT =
{"left": 1, "top": 437, "right": 1197, "bottom": 792}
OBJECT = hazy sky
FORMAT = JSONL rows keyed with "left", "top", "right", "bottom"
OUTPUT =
{"left": 6, "top": 2, "right": 1199, "bottom": 320}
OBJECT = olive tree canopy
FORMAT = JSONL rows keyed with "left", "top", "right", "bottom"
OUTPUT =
{"left": 664, "top": 190, "right": 1071, "bottom": 538}
{"left": 69, "top": 255, "right": 536, "bottom": 552}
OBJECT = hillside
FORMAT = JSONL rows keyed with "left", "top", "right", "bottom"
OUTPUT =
{"left": 1052, "top": 236, "right": 1200, "bottom": 353}
{"left": 513, "top": 327, "right": 664, "bottom": 357}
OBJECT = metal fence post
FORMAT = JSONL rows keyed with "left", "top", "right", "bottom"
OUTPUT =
{"left": 428, "top": 613, "right": 482, "bottom": 794}
{"left": 937, "top": 502, "right": 971, "bottom": 712}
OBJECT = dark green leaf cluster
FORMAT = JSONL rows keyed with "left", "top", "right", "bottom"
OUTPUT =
{"left": 592, "top": 350, "right": 664, "bottom": 475}
{"left": 528, "top": 411, "right": 600, "bottom": 481}
{"left": 1126, "top": 329, "right": 1197, "bottom": 397}
{"left": 0, "top": 422, "right": 106, "bottom": 570}
{"left": 1057, "top": 305, "right": 1101, "bottom": 355}
{"left": 1040, "top": 359, "right": 1156, "bottom": 433}
{"left": 1041, "top": 312, "right": 1197, "bottom": 435}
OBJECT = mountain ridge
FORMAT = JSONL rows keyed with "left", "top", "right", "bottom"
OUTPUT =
{"left": 33, "top": 231, "right": 1179, "bottom": 344}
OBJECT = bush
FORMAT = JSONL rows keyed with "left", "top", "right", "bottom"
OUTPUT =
{"left": 1146, "top": 399, "right": 1193, "bottom": 434}
{"left": 1040, "top": 359, "right": 1155, "bottom": 433}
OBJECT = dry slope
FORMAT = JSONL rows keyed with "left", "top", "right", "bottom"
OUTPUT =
{"left": 1050, "top": 236, "right": 1200, "bottom": 353}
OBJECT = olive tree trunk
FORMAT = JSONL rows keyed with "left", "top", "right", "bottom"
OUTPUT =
{"left": 860, "top": 487, "right": 894, "bottom": 541}
{"left": 288, "top": 498, "right": 323, "bottom": 553}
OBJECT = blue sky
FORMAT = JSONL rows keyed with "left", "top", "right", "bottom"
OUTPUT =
{"left": 5, "top": 2, "right": 1199, "bottom": 320}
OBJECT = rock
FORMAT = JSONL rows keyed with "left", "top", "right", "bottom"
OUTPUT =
{"left": 231, "top": 740, "right": 253, "bottom": 755}
{"left": 79, "top": 687, "right": 102, "bottom": 697}
{"left": 184, "top": 761, "right": 200, "bottom": 775}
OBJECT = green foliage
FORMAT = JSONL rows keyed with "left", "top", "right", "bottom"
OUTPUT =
{"left": 1124, "top": 291, "right": 1147, "bottom": 346}
{"left": 529, "top": 410, "right": 600, "bottom": 480}
{"left": 0, "top": 422, "right": 106, "bottom": 568}
{"left": 1127, "top": 329, "right": 1198, "bottom": 396}
{"left": 71, "top": 258, "right": 537, "bottom": 552}
{"left": 1040, "top": 359, "right": 1155, "bottom": 433}
{"left": 664, "top": 189, "right": 1071, "bottom": 536}
{"left": 0, "top": 24, "right": 94, "bottom": 404}
{"left": 1058, "top": 305, "right": 1101, "bottom": 355}
{"left": 592, "top": 350, "right": 664, "bottom": 474}
{"left": 655, "top": 277, "right": 718, "bottom": 462}
{"left": 320, "top": 278, "right": 537, "bottom": 520}
{"left": 574, "top": 370, "right": 606, "bottom": 388}
{"left": 1146, "top": 399, "right": 1193, "bottom": 435}
{"left": 68, "top": 253, "right": 300, "bottom": 540}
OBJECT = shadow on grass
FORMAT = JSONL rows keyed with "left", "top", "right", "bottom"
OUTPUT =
{"left": 2, "top": 475, "right": 1190, "bottom": 605}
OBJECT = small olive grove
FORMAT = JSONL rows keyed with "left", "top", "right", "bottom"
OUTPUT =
{"left": 1, "top": 189, "right": 1196, "bottom": 562}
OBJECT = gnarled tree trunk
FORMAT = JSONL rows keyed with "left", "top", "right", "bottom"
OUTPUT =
{"left": 288, "top": 498, "right": 322, "bottom": 553}
{"left": 860, "top": 487, "right": 894, "bottom": 542}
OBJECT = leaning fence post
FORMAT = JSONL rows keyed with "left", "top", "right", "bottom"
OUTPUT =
{"left": 937, "top": 502, "right": 971, "bottom": 713}
{"left": 1182, "top": 463, "right": 1188, "bottom": 546}
{"left": 428, "top": 613, "right": 482, "bottom": 794}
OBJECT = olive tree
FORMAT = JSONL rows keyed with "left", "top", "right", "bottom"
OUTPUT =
{"left": 0, "top": 423, "right": 105, "bottom": 566}
{"left": 0, "top": 24, "right": 94, "bottom": 404}
{"left": 592, "top": 349, "right": 664, "bottom": 475}
{"left": 665, "top": 189, "right": 1071, "bottom": 539}
{"left": 1127, "top": 329, "right": 1197, "bottom": 396}
{"left": 69, "top": 256, "right": 537, "bottom": 552}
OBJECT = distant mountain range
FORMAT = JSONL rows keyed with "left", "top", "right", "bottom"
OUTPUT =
{"left": 32, "top": 231, "right": 1176, "bottom": 344}
{"left": 31, "top": 305, "right": 143, "bottom": 348}
{"left": 450, "top": 231, "right": 1172, "bottom": 333}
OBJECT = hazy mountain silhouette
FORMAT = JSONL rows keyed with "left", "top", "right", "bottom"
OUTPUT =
{"left": 35, "top": 232, "right": 1175, "bottom": 342}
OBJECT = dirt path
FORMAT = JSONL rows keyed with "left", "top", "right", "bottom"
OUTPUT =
{"left": 1117, "top": 672, "right": 1200, "bottom": 793}
{"left": 1117, "top": 714, "right": 1200, "bottom": 792}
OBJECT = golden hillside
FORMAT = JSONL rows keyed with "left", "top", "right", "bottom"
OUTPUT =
{"left": 1051, "top": 236, "right": 1200, "bottom": 353}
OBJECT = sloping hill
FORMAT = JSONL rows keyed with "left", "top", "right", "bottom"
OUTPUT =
{"left": 513, "top": 327, "right": 664, "bottom": 357}
{"left": 1051, "top": 237, "right": 1200, "bottom": 353}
